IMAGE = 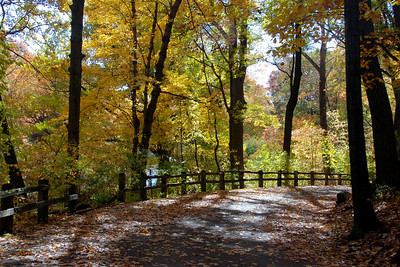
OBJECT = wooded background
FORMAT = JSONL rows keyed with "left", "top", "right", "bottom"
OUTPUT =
{"left": 0, "top": 0, "right": 399, "bottom": 218}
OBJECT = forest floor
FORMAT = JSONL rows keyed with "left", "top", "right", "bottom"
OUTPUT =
{"left": 1, "top": 186, "right": 399, "bottom": 266}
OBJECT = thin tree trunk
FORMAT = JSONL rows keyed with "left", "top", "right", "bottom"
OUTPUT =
{"left": 140, "top": 0, "right": 182, "bottom": 151}
{"left": 138, "top": 0, "right": 182, "bottom": 200}
{"left": 130, "top": 0, "right": 141, "bottom": 155}
{"left": 143, "top": 2, "right": 158, "bottom": 129}
{"left": 201, "top": 48, "right": 221, "bottom": 173}
{"left": 194, "top": 138, "right": 199, "bottom": 170}
{"left": 318, "top": 30, "right": 330, "bottom": 173}
{"left": 360, "top": 0, "right": 400, "bottom": 187}
{"left": 344, "top": 0, "right": 380, "bottom": 236}
{"left": 213, "top": 112, "right": 221, "bottom": 172}
{"left": 319, "top": 34, "right": 328, "bottom": 134}
{"left": 283, "top": 24, "right": 302, "bottom": 170}
{"left": 302, "top": 26, "right": 330, "bottom": 173}
{"left": 0, "top": 94, "right": 24, "bottom": 188}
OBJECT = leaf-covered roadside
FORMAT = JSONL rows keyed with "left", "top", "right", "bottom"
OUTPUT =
{"left": 0, "top": 186, "right": 399, "bottom": 266}
{"left": 325, "top": 189, "right": 400, "bottom": 266}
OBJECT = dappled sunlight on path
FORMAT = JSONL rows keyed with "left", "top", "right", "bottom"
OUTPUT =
{"left": 0, "top": 186, "right": 351, "bottom": 266}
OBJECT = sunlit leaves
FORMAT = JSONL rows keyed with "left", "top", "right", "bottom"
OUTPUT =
{"left": 262, "top": 0, "right": 343, "bottom": 56}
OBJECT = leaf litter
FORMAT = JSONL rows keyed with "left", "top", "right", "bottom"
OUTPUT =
{"left": 0, "top": 186, "right": 399, "bottom": 266}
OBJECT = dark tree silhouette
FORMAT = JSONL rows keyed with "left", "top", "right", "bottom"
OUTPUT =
{"left": 360, "top": 0, "right": 400, "bottom": 188}
{"left": 67, "top": 0, "right": 85, "bottom": 213}
{"left": 283, "top": 23, "right": 302, "bottom": 169}
{"left": 344, "top": 0, "right": 380, "bottom": 237}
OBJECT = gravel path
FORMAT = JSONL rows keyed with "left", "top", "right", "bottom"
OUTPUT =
{"left": 0, "top": 186, "right": 351, "bottom": 266}
{"left": 111, "top": 186, "right": 350, "bottom": 266}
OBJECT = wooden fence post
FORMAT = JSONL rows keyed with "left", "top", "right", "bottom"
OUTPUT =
{"left": 338, "top": 174, "right": 342, "bottom": 185}
{"left": 200, "top": 170, "right": 207, "bottom": 192}
{"left": 310, "top": 171, "right": 315, "bottom": 186}
{"left": 325, "top": 171, "right": 329, "bottom": 186}
{"left": 118, "top": 173, "right": 126, "bottom": 202}
{"left": 68, "top": 184, "right": 77, "bottom": 215}
{"left": 38, "top": 180, "right": 49, "bottom": 224}
{"left": 258, "top": 170, "right": 263, "bottom": 188}
{"left": 294, "top": 171, "right": 298, "bottom": 187}
{"left": 181, "top": 172, "right": 187, "bottom": 195}
{"left": 277, "top": 170, "right": 282, "bottom": 187}
{"left": 1, "top": 184, "right": 13, "bottom": 234}
{"left": 239, "top": 170, "right": 245, "bottom": 189}
{"left": 161, "top": 174, "right": 168, "bottom": 197}
{"left": 219, "top": 172, "right": 225, "bottom": 190}
{"left": 140, "top": 173, "right": 147, "bottom": 201}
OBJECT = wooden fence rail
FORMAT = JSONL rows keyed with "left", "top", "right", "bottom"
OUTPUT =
{"left": 118, "top": 170, "right": 350, "bottom": 201}
{"left": 1, "top": 171, "right": 349, "bottom": 235}
{"left": 0, "top": 180, "right": 78, "bottom": 235}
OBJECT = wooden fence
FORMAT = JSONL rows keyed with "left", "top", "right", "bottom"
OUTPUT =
{"left": 119, "top": 170, "right": 350, "bottom": 201}
{"left": 0, "top": 180, "right": 78, "bottom": 235}
{"left": 1, "top": 170, "right": 349, "bottom": 235}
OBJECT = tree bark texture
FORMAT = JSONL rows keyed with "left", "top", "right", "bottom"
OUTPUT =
{"left": 67, "top": 0, "right": 84, "bottom": 212}
{"left": 67, "top": 0, "right": 85, "bottom": 162}
{"left": 344, "top": 0, "right": 380, "bottom": 234}
{"left": 228, "top": 18, "right": 247, "bottom": 173}
{"left": 360, "top": 0, "right": 400, "bottom": 187}
{"left": 0, "top": 95, "right": 25, "bottom": 188}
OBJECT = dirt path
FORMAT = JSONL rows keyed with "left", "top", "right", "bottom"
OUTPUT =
{"left": 0, "top": 186, "right": 350, "bottom": 266}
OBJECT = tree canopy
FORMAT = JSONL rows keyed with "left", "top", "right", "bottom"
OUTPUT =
{"left": 0, "top": 0, "right": 399, "bottom": 211}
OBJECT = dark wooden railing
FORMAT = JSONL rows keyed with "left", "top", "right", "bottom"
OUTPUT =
{"left": 118, "top": 170, "right": 350, "bottom": 201}
{"left": 0, "top": 180, "right": 78, "bottom": 235}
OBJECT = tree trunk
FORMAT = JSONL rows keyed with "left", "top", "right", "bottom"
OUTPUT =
{"left": 319, "top": 37, "right": 328, "bottom": 133}
{"left": 228, "top": 18, "right": 247, "bottom": 174}
{"left": 283, "top": 25, "right": 302, "bottom": 169}
{"left": 344, "top": 0, "right": 380, "bottom": 236}
{"left": 140, "top": 0, "right": 182, "bottom": 152}
{"left": 67, "top": 0, "right": 84, "bottom": 213}
{"left": 130, "top": 0, "right": 141, "bottom": 156}
{"left": 67, "top": 0, "right": 84, "bottom": 162}
{"left": 360, "top": 0, "right": 400, "bottom": 187}
{"left": 391, "top": 2, "right": 400, "bottom": 160}
{"left": 138, "top": 0, "right": 182, "bottom": 200}
{"left": 302, "top": 26, "right": 330, "bottom": 173}
{"left": 0, "top": 94, "right": 25, "bottom": 189}
{"left": 318, "top": 31, "right": 331, "bottom": 173}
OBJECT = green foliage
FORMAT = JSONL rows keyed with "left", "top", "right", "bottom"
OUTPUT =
{"left": 0, "top": 41, "right": 13, "bottom": 87}
{"left": 373, "top": 185, "right": 398, "bottom": 202}
{"left": 246, "top": 145, "right": 287, "bottom": 172}
{"left": 244, "top": 137, "right": 259, "bottom": 156}
{"left": 0, "top": 0, "right": 385, "bottom": 212}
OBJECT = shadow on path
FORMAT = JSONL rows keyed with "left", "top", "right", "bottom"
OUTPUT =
{"left": 110, "top": 187, "right": 349, "bottom": 266}
{"left": 0, "top": 186, "right": 351, "bottom": 266}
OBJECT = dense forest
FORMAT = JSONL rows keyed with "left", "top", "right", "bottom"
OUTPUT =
{"left": 1, "top": 0, "right": 400, "bottom": 232}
